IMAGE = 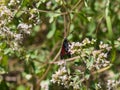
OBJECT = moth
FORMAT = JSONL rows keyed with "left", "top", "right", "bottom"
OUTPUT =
{"left": 60, "top": 38, "right": 71, "bottom": 59}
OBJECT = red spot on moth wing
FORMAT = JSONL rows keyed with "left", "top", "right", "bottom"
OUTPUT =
{"left": 60, "top": 46, "right": 66, "bottom": 56}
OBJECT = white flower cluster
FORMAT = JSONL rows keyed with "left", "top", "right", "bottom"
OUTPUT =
{"left": 0, "top": 5, "right": 20, "bottom": 50}
{"left": 0, "top": 26, "right": 23, "bottom": 41}
{"left": 8, "top": 0, "right": 20, "bottom": 6}
{"left": 0, "top": 5, "right": 32, "bottom": 50}
{"left": 0, "top": 5, "right": 13, "bottom": 26}
{"left": 40, "top": 80, "right": 49, "bottom": 90}
{"left": 69, "top": 38, "right": 111, "bottom": 70}
{"left": 51, "top": 66, "right": 71, "bottom": 88}
{"left": 51, "top": 38, "right": 113, "bottom": 89}
{"left": 70, "top": 81, "right": 80, "bottom": 90}
{"left": 92, "top": 50, "right": 110, "bottom": 70}
{"left": 0, "top": 26, "right": 24, "bottom": 50}
{"left": 69, "top": 38, "right": 96, "bottom": 54}
{"left": 106, "top": 79, "right": 120, "bottom": 90}
{"left": 17, "top": 23, "right": 32, "bottom": 34}
{"left": 91, "top": 42, "right": 111, "bottom": 70}
{"left": 28, "top": 8, "right": 41, "bottom": 26}
{"left": 51, "top": 65, "right": 86, "bottom": 89}
{"left": 99, "top": 41, "right": 112, "bottom": 51}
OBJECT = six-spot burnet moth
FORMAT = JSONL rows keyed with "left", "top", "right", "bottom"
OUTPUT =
{"left": 60, "top": 38, "right": 71, "bottom": 59}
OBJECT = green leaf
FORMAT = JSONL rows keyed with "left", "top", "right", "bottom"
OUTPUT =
{"left": 21, "top": 0, "right": 30, "bottom": 8}
{"left": 34, "top": 25, "right": 40, "bottom": 32}
{"left": 36, "top": 1, "right": 42, "bottom": 8}
{"left": 84, "top": 0, "right": 88, "bottom": 7}
{"left": 111, "top": 47, "right": 116, "bottom": 63}
{"left": 0, "top": 81, "right": 9, "bottom": 90}
{"left": 16, "top": 10, "right": 24, "bottom": 18}
{"left": 87, "top": 20, "right": 96, "bottom": 37}
{"left": 17, "top": 85, "right": 26, "bottom": 90}
{"left": 86, "top": 57, "right": 94, "bottom": 69}
{"left": 85, "top": 69, "right": 90, "bottom": 80}
{"left": 85, "top": 73, "right": 90, "bottom": 80}
{"left": 1, "top": 55, "right": 8, "bottom": 70}
{"left": 49, "top": 17, "right": 54, "bottom": 23}
{"left": 106, "top": 16, "right": 113, "bottom": 38}
{"left": 30, "top": 60, "right": 36, "bottom": 71}
{"left": 47, "top": 22, "right": 56, "bottom": 39}
{"left": 4, "top": 48, "right": 14, "bottom": 56}
{"left": 0, "top": 43, "right": 6, "bottom": 49}
{"left": 105, "top": 0, "right": 113, "bottom": 39}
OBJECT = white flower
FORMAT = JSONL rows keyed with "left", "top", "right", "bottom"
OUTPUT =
{"left": 82, "top": 38, "right": 91, "bottom": 45}
{"left": 118, "top": 37, "right": 120, "bottom": 42}
{"left": 99, "top": 42, "right": 112, "bottom": 51}
{"left": 12, "top": 42, "right": 19, "bottom": 50}
{"left": 57, "top": 60, "right": 66, "bottom": 65}
{"left": 0, "top": 5, "right": 13, "bottom": 25}
{"left": 40, "top": 80, "right": 49, "bottom": 90}
{"left": 74, "top": 42, "right": 82, "bottom": 47}
{"left": 18, "top": 23, "right": 32, "bottom": 34}
{"left": 14, "top": 34, "right": 23, "bottom": 41}
{"left": 8, "top": 0, "right": 20, "bottom": 6}
{"left": 92, "top": 50, "right": 101, "bottom": 58}
{"left": 25, "top": 74, "right": 32, "bottom": 80}
{"left": 0, "top": 6, "right": 12, "bottom": 17}
{"left": 98, "top": 83, "right": 101, "bottom": 88}
{"left": 51, "top": 66, "right": 72, "bottom": 88}
{"left": 61, "top": 75, "right": 68, "bottom": 81}
{"left": 8, "top": 0, "right": 15, "bottom": 6}
{"left": 73, "top": 84, "right": 79, "bottom": 89}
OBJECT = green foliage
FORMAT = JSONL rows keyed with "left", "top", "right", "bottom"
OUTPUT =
{"left": 0, "top": 0, "right": 120, "bottom": 90}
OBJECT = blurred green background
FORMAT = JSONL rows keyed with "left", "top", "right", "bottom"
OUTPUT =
{"left": 0, "top": 0, "right": 120, "bottom": 90}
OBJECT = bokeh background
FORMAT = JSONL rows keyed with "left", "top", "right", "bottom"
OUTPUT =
{"left": 0, "top": 0, "right": 120, "bottom": 90}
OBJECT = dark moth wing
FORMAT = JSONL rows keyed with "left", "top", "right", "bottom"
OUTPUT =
{"left": 60, "top": 38, "right": 71, "bottom": 59}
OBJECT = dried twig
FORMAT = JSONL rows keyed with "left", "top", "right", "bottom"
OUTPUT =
{"left": 72, "top": 0, "right": 82, "bottom": 10}
{"left": 50, "top": 56, "right": 80, "bottom": 64}
{"left": 91, "top": 64, "right": 112, "bottom": 75}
